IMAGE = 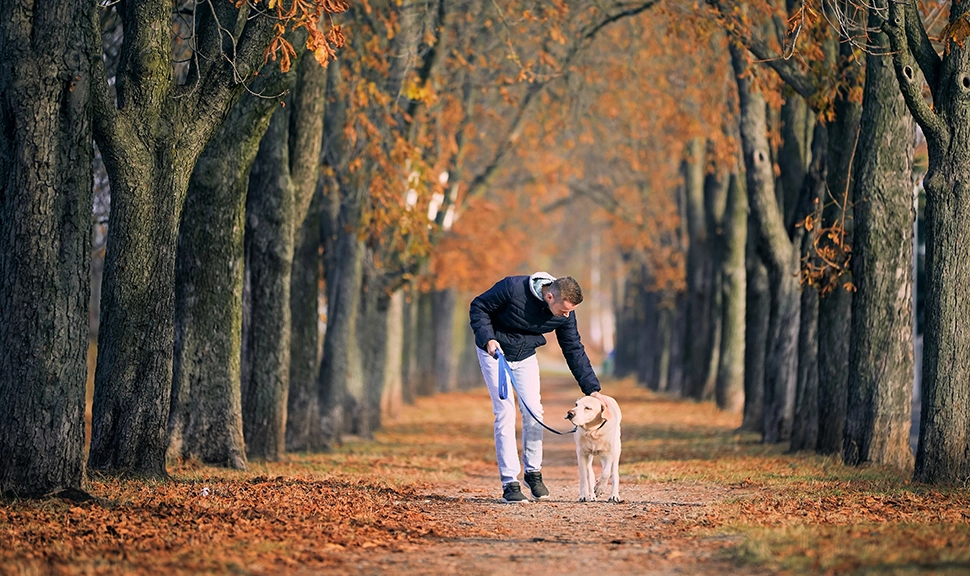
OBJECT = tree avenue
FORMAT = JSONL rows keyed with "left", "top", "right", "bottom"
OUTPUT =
{"left": 5, "top": 0, "right": 970, "bottom": 500}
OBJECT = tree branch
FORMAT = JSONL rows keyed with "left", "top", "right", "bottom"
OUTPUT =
{"left": 464, "top": 0, "right": 659, "bottom": 201}
{"left": 903, "top": 0, "right": 942, "bottom": 102}
{"left": 883, "top": 0, "right": 947, "bottom": 150}
{"left": 708, "top": 0, "right": 816, "bottom": 99}
{"left": 88, "top": 4, "right": 131, "bottom": 173}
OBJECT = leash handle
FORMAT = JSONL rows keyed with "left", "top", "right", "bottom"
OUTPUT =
{"left": 494, "top": 351, "right": 576, "bottom": 436}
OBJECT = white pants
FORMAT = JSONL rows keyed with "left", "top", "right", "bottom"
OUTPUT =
{"left": 477, "top": 347, "right": 543, "bottom": 485}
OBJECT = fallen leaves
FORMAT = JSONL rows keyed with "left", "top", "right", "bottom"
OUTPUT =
{"left": 0, "top": 476, "right": 433, "bottom": 575}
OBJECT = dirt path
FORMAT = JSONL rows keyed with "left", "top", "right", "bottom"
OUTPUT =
{"left": 333, "top": 373, "right": 767, "bottom": 576}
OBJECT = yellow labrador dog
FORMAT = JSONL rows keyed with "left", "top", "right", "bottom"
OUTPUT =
{"left": 566, "top": 392, "right": 622, "bottom": 503}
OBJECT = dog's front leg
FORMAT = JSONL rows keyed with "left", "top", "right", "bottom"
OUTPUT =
{"left": 577, "top": 449, "right": 594, "bottom": 502}
{"left": 607, "top": 449, "right": 622, "bottom": 503}
{"left": 595, "top": 454, "right": 613, "bottom": 499}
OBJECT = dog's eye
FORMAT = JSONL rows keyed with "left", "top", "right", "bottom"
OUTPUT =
{"left": 585, "top": 406, "right": 592, "bottom": 410}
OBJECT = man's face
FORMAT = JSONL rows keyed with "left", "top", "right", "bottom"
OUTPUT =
{"left": 545, "top": 292, "right": 578, "bottom": 318}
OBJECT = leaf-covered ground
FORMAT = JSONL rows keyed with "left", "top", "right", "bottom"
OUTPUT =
{"left": 3, "top": 371, "right": 970, "bottom": 575}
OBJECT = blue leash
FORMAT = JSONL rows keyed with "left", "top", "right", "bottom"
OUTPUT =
{"left": 495, "top": 351, "right": 576, "bottom": 436}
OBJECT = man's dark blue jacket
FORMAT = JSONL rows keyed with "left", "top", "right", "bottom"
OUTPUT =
{"left": 469, "top": 275, "right": 601, "bottom": 395}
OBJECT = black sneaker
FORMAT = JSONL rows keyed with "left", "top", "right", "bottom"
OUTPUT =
{"left": 523, "top": 471, "right": 550, "bottom": 500}
{"left": 501, "top": 481, "right": 529, "bottom": 503}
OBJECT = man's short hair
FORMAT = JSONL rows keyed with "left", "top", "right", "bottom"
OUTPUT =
{"left": 551, "top": 276, "right": 583, "bottom": 305}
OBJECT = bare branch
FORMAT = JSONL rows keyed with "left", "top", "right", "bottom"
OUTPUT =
{"left": 883, "top": 0, "right": 947, "bottom": 149}
{"left": 708, "top": 0, "right": 817, "bottom": 99}
{"left": 902, "top": 0, "right": 941, "bottom": 101}
{"left": 464, "top": 1, "right": 659, "bottom": 201}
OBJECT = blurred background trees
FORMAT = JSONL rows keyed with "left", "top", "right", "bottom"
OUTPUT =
{"left": 5, "top": 0, "right": 969, "bottom": 496}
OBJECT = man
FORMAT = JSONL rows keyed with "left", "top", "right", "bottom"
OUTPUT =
{"left": 469, "top": 272, "right": 601, "bottom": 503}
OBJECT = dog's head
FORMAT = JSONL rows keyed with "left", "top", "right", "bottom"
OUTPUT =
{"left": 565, "top": 395, "right": 612, "bottom": 428}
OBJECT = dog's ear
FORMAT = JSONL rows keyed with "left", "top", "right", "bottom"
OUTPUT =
{"left": 600, "top": 398, "right": 613, "bottom": 422}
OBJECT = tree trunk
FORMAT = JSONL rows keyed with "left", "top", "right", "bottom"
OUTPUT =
{"left": 790, "top": 123, "right": 829, "bottom": 452}
{"left": 90, "top": 146, "right": 199, "bottom": 476}
{"left": 286, "top": 189, "right": 323, "bottom": 452}
{"left": 88, "top": 0, "right": 276, "bottom": 476}
{"left": 653, "top": 298, "right": 675, "bottom": 393}
{"left": 360, "top": 258, "right": 390, "bottom": 435}
{"left": 415, "top": 291, "right": 437, "bottom": 396}
{"left": 240, "top": 50, "right": 325, "bottom": 459}
{"left": 843, "top": 9, "right": 916, "bottom": 471}
{"left": 882, "top": 0, "right": 970, "bottom": 484}
{"left": 778, "top": 95, "right": 814, "bottom": 229}
{"left": 0, "top": 0, "right": 92, "bottom": 496}
{"left": 816, "top": 289, "right": 852, "bottom": 454}
{"left": 241, "top": 107, "right": 295, "bottom": 461}
{"left": 382, "top": 290, "right": 405, "bottom": 418}
{"left": 665, "top": 294, "right": 687, "bottom": 397}
{"left": 169, "top": 80, "right": 284, "bottom": 469}
{"left": 457, "top": 315, "right": 483, "bottom": 390}
{"left": 741, "top": 233, "right": 769, "bottom": 433}
{"left": 401, "top": 288, "right": 418, "bottom": 404}
{"left": 816, "top": 37, "right": 863, "bottom": 457}
{"left": 612, "top": 273, "right": 639, "bottom": 380}
{"left": 639, "top": 288, "right": 660, "bottom": 389}
{"left": 732, "top": 41, "right": 800, "bottom": 443}
{"left": 319, "top": 180, "right": 367, "bottom": 443}
{"left": 763, "top": 255, "right": 801, "bottom": 444}
{"left": 682, "top": 138, "right": 716, "bottom": 400}
{"left": 715, "top": 172, "right": 747, "bottom": 414}
{"left": 433, "top": 289, "right": 458, "bottom": 393}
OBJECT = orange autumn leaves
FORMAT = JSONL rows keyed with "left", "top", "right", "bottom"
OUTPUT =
{"left": 258, "top": 0, "right": 349, "bottom": 71}
{"left": 0, "top": 476, "right": 432, "bottom": 575}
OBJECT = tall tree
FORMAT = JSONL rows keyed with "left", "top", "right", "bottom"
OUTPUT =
{"left": 167, "top": 50, "right": 310, "bottom": 468}
{"left": 0, "top": 0, "right": 93, "bottom": 496}
{"left": 87, "top": 0, "right": 344, "bottom": 476}
{"left": 869, "top": 0, "right": 964, "bottom": 478}
{"left": 715, "top": 170, "right": 747, "bottom": 413}
{"left": 730, "top": 38, "right": 802, "bottom": 443}
{"left": 168, "top": 74, "right": 286, "bottom": 470}
{"left": 842, "top": 9, "right": 916, "bottom": 469}
{"left": 241, "top": 51, "right": 326, "bottom": 461}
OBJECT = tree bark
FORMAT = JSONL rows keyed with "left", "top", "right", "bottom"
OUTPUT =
{"left": 414, "top": 291, "right": 437, "bottom": 396}
{"left": 778, "top": 95, "right": 814, "bottom": 229}
{"left": 715, "top": 172, "right": 747, "bottom": 414}
{"left": 731, "top": 40, "right": 800, "bottom": 443}
{"left": 286, "top": 189, "right": 323, "bottom": 452}
{"left": 816, "top": 29, "right": 863, "bottom": 456}
{"left": 318, "top": 191, "right": 366, "bottom": 442}
{"left": 639, "top": 288, "right": 660, "bottom": 389}
{"left": 360, "top": 258, "right": 391, "bottom": 435}
{"left": 843, "top": 6, "right": 916, "bottom": 471}
{"left": 433, "top": 289, "right": 458, "bottom": 393}
{"left": 0, "top": 0, "right": 93, "bottom": 496}
{"left": 665, "top": 294, "right": 687, "bottom": 397}
{"left": 382, "top": 290, "right": 405, "bottom": 418}
{"left": 741, "top": 233, "right": 769, "bottom": 432}
{"left": 240, "top": 49, "right": 325, "bottom": 460}
{"left": 790, "top": 124, "right": 829, "bottom": 452}
{"left": 169, "top": 76, "right": 286, "bottom": 469}
{"left": 401, "top": 288, "right": 418, "bottom": 404}
{"left": 88, "top": 0, "right": 276, "bottom": 476}
{"left": 241, "top": 107, "right": 295, "bottom": 461}
{"left": 884, "top": 0, "right": 970, "bottom": 484}
{"left": 682, "top": 138, "right": 716, "bottom": 400}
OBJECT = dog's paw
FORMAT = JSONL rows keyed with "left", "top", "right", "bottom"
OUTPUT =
{"left": 578, "top": 496, "right": 596, "bottom": 503}
{"left": 607, "top": 495, "right": 622, "bottom": 503}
